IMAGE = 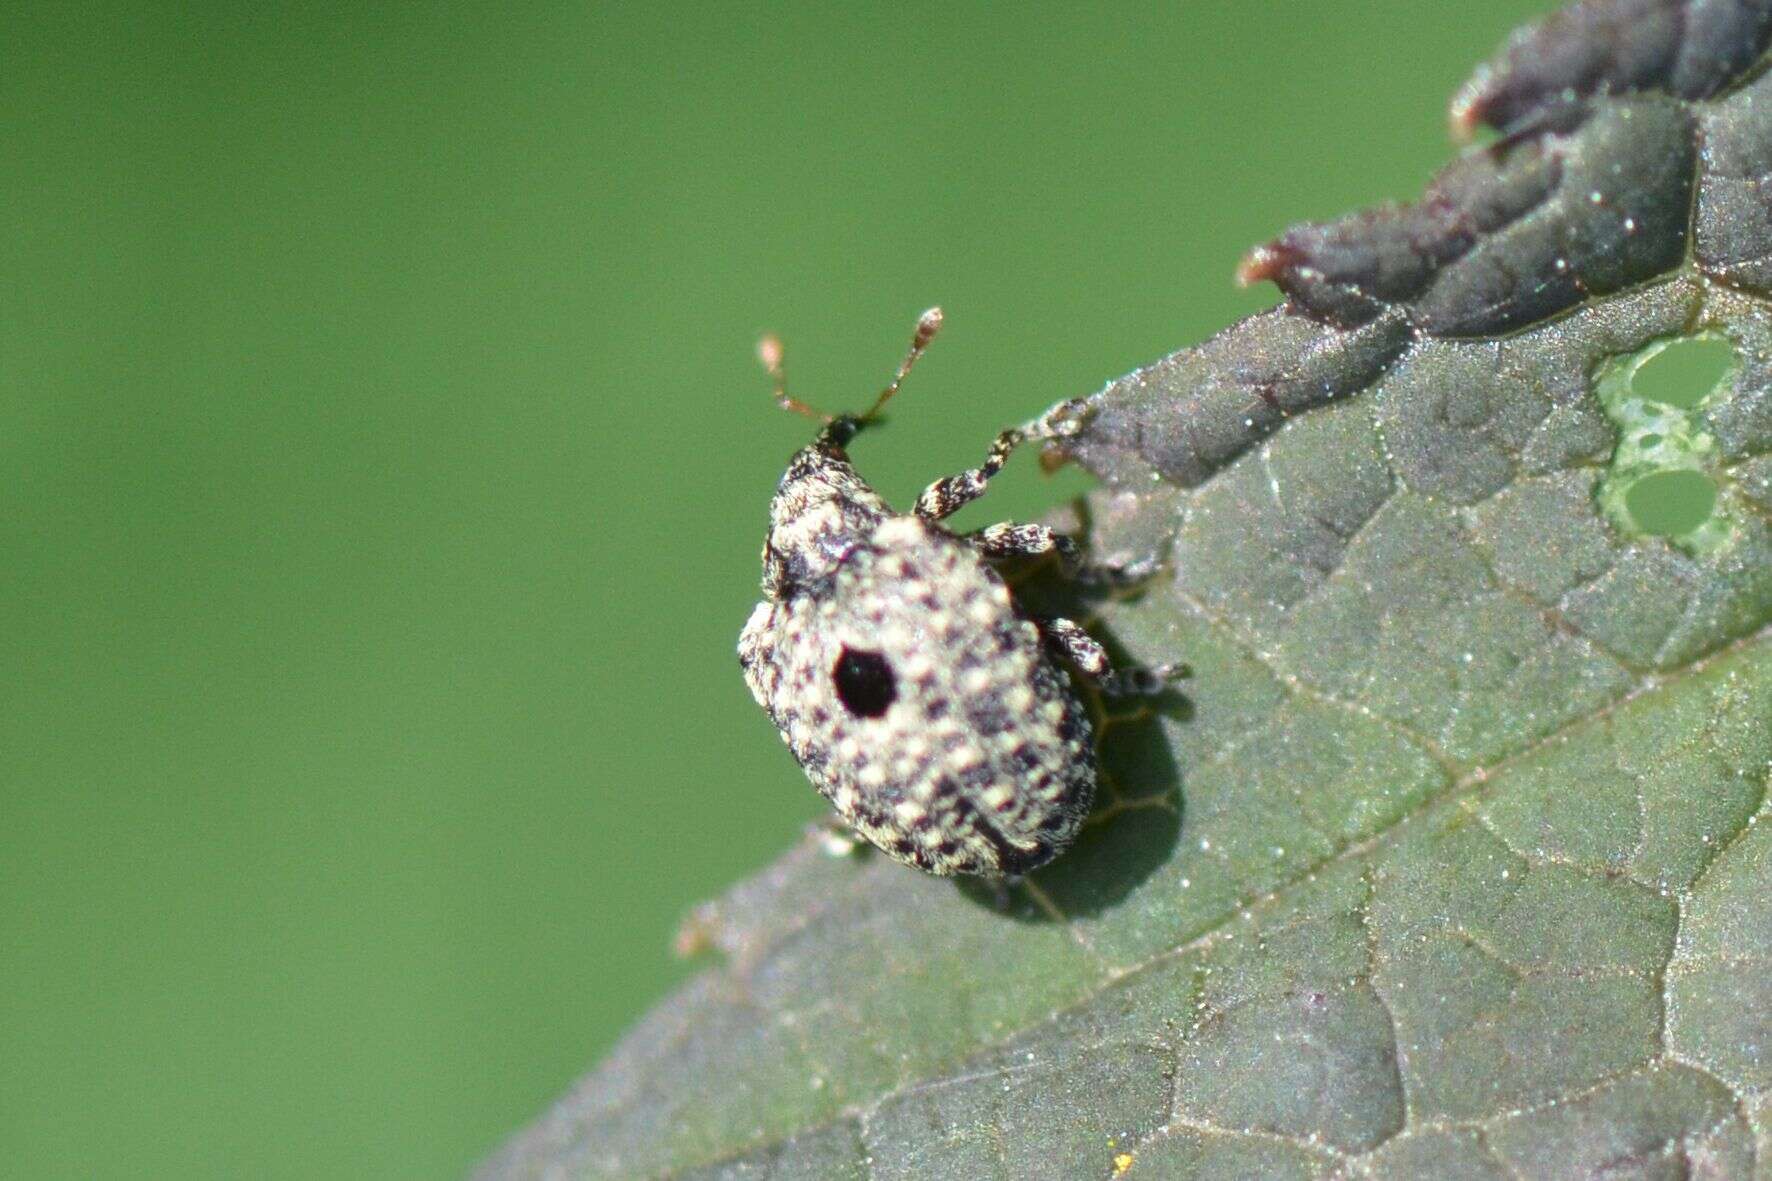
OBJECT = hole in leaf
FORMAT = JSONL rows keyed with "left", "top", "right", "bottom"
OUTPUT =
{"left": 1638, "top": 433, "right": 1662, "bottom": 449}
{"left": 1631, "top": 337, "right": 1734, "bottom": 409}
{"left": 1626, "top": 469, "right": 1717, "bottom": 536}
{"left": 832, "top": 647, "right": 896, "bottom": 717}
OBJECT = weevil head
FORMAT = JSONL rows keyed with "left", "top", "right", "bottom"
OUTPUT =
{"left": 762, "top": 416, "right": 890, "bottom": 600}
{"left": 755, "top": 307, "right": 943, "bottom": 601}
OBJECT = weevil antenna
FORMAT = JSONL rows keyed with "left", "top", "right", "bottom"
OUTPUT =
{"left": 757, "top": 332, "right": 831, "bottom": 423}
{"left": 758, "top": 306, "right": 944, "bottom": 435}
{"left": 856, "top": 306, "right": 944, "bottom": 426}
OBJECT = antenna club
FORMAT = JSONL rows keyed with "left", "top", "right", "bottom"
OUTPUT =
{"left": 757, "top": 333, "right": 784, "bottom": 373}
{"left": 915, "top": 306, "right": 944, "bottom": 345}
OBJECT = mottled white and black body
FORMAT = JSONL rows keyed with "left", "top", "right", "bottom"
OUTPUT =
{"left": 738, "top": 309, "right": 1169, "bottom": 877}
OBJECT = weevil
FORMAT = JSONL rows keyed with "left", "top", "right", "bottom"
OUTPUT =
{"left": 738, "top": 308, "right": 1173, "bottom": 877}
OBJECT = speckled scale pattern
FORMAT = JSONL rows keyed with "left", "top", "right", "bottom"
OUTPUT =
{"left": 742, "top": 514, "right": 1096, "bottom": 877}
{"left": 737, "top": 310, "right": 1152, "bottom": 878}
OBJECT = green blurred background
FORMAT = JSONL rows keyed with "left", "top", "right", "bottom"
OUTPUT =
{"left": 3, "top": 2, "right": 1554, "bottom": 1176}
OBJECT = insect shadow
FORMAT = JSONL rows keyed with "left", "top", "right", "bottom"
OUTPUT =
{"left": 955, "top": 559, "right": 1191, "bottom": 921}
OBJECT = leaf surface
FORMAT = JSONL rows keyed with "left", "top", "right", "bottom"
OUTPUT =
{"left": 484, "top": 3, "right": 1772, "bottom": 1176}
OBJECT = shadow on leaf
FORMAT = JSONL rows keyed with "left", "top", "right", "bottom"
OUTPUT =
{"left": 958, "top": 686, "right": 1187, "bottom": 921}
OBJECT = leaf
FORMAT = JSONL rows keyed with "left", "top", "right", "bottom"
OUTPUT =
{"left": 482, "top": 3, "right": 1772, "bottom": 1177}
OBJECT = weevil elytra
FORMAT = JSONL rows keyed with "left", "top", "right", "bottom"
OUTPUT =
{"left": 738, "top": 309, "right": 1174, "bottom": 877}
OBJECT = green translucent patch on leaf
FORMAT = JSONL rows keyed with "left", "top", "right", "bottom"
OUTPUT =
{"left": 1629, "top": 334, "right": 1737, "bottom": 409}
{"left": 1626, "top": 468, "right": 1718, "bottom": 534}
{"left": 1594, "top": 334, "right": 1738, "bottom": 556}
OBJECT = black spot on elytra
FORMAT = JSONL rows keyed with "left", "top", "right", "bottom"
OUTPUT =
{"left": 833, "top": 647, "right": 896, "bottom": 718}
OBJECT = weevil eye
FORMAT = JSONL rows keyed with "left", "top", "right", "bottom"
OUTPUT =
{"left": 832, "top": 647, "right": 896, "bottom": 718}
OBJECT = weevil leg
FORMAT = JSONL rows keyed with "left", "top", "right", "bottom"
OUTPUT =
{"left": 913, "top": 398, "right": 1088, "bottom": 521}
{"left": 1033, "top": 615, "right": 1186, "bottom": 699}
{"left": 1097, "top": 663, "right": 1187, "bottom": 699}
{"left": 807, "top": 815, "right": 865, "bottom": 860}
{"left": 1035, "top": 615, "right": 1112, "bottom": 676}
{"left": 969, "top": 520, "right": 1162, "bottom": 589}
{"left": 970, "top": 520, "right": 1086, "bottom": 565}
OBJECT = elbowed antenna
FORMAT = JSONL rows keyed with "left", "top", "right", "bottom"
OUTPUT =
{"left": 756, "top": 331, "right": 828, "bottom": 423}
{"left": 855, "top": 306, "right": 944, "bottom": 425}
{"left": 755, "top": 306, "right": 945, "bottom": 431}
